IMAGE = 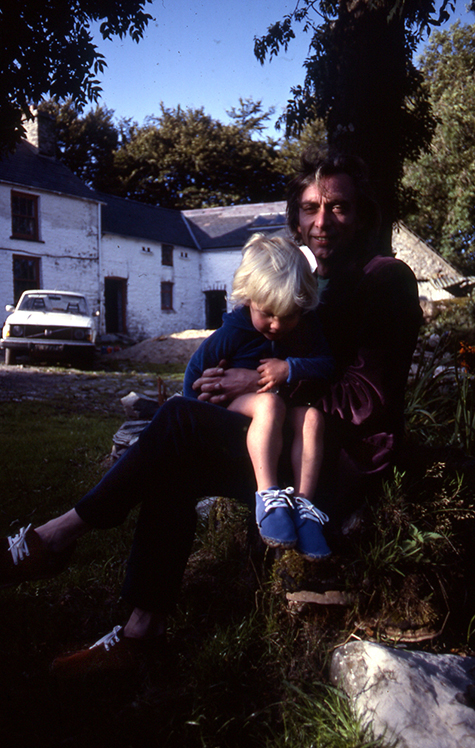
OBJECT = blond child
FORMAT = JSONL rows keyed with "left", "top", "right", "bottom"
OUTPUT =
{"left": 184, "top": 234, "right": 334, "bottom": 559}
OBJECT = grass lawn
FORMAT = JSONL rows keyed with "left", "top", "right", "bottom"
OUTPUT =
{"left": 2, "top": 323, "right": 475, "bottom": 748}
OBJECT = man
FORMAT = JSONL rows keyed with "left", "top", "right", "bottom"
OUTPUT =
{"left": 0, "top": 150, "right": 422, "bottom": 674}
{"left": 195, "top": 152, "right": 421, "bottom": 518}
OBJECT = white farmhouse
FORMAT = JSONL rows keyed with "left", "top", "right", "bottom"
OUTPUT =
{"left": 98, "top": 192, "right": 201, "bottom": 339}
{"left": 98, "top": 192, "right": 289, "bottom": 338}
{"left": 1, "top": 111, "right": 472, "bottom": 344}
{"left": 0, "top": 113, "right": 102, "bottom": 323}
{"left": 0, "top": 113, "right": 290, "bottom": 339}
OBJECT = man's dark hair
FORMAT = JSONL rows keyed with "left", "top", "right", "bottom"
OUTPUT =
{"left": 287, "top": 149, "right": 381, "bottom": 250}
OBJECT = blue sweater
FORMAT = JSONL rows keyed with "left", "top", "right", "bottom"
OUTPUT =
{"left": 183, "top": 305, "right": 334, "bottom": 400}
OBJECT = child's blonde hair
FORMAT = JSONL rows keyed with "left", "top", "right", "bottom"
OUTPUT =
{"left": 231, "top": 233, "right": 318, "bottom": 316}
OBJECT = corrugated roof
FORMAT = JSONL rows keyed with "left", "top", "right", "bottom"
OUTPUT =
{"left": 96, "top": 192, "right": 197, "bottom": 247}
{"left": 0, "top": 139, "right": 98, "bottom": 201}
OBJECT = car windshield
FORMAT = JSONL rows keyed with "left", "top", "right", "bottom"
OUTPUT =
{"left": 18, "top": 293, "right": 89, "bottom": 316}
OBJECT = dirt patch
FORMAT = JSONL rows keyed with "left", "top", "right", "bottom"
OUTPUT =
{"left": 109, "top": 329, "right": 214, "bottom": 365}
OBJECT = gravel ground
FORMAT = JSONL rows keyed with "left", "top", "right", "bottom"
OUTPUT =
{"left": 0, "top": 359, "right": 182, "bottom": 418}
{"left": 0, "top": 329, "right": 212, "bottom": 415}
{"left": 0, "top": 362, "right": 167, "bottom": 413}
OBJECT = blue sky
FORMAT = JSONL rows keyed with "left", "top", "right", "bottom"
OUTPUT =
{"left": 92, "top": 0, "right": 474, "bottom": 137}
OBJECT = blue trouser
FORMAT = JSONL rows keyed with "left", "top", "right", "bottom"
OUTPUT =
{"left": 75, "top": 397, "right": 256, "bottom": 614}
{"left": 74, "top": 396, "right": 350, "bottom": 614}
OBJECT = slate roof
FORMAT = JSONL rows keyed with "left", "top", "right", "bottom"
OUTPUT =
{"left": 392, "top": 222, "right": 460, "bottom": 281}
{"left": 392, "top": 222, "right": 475, "bottom": 299}
{"left": 0, "top": 139, "right": 98, "bottom": 201}
{"left": 96, "top": 192, "right": 197, "bottom": 248}
{"left": 182, "top": 201, "right": 289, "bottom": 250}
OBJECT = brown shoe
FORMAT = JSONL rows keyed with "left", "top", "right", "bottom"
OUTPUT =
{"left": 0, "top": 524, "right": 75, "bottom": 589}
{"left": 51, "top": 626, "right": 144, "bottom": 678}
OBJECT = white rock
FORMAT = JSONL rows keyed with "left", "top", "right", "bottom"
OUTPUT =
{"left": 330, "top": 641, "right": 475, "bottom": 748}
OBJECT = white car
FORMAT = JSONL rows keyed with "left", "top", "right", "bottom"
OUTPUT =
{"left": 1, "top": 290, "right": 99, "bottom": 366}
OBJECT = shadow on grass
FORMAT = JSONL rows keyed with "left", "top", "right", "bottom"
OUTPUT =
{"left": 3, "top": 361, "right": 475, "bottom": 747}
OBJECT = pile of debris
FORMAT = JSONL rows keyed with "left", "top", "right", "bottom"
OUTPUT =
{"left": 111, "top": 379, "right": 178, "bottom": 460}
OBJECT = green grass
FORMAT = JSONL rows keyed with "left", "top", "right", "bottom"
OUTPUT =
{"left": 3, "top": 348, "right": 475, "bottom": 748}
{"left": 0, "top": 400, "right": 122, "bottom": 528}
{"left": 0, "top": 392, "right": 394, "bottom": 748}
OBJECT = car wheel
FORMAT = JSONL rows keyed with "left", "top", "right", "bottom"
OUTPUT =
{"left": 5, "top": 348, "right": 16, "bottom": 365}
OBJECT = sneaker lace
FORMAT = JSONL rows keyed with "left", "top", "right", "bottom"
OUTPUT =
{"left": 7, "top": 524, "right": 32, "bottom": 566}
{"left": 294, "top": 497, "right": 329, "bottom": 525}
{"left": 90, "top": 625, "right": 122, "bottom": 652}
{"left": 261, "top": 487, "right": 295, "bottom": 514}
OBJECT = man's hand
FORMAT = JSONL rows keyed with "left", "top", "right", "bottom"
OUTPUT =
{"left": 257, "top": 358, "right": 289, "bottom": 393}
{"left": 192, "top": 359, "right": 259, "bottom": 404}
{"left": 192, "top": 359, "right": 228, "bottom": 398}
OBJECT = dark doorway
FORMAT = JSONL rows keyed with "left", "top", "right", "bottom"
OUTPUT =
{"left": 205, "top": 290, "right": 226, "bottom": 329}
{"left": 104, "top": 277, "right": 127, "bottom": 333}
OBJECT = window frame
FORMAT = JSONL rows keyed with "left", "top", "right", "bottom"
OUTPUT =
{"left": 13, "top": 254, "right": 41, "bottom": 303}
{"left": 11, "top": 191, "right": 39, "bottom": 241}
{"left": 161, "top": 243, "right": 174, "bottom": 267}
{"left": 161, "top": 281, "right": 174, "bottom": 311}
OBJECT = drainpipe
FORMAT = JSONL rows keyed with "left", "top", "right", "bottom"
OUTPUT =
{"left": 96, "top": 198, "right": 104, "bottom": 335}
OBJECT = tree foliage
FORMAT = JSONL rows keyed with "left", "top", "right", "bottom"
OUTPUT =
{"left": 38, "top": 100, "right": 120, "bottom": 193}
{"left": 110, "top": 103, "right": 287, "bottom": 209}
{"left": 277, "top": 118, "right": 328, "bottom": 179}
{"left": 226, "top": 97, "right": 275, "bottom": 134}
{"left": 40, "top": 99, "right": 288, "bottom": 209}
{"left": 403, "top": 22, "right": 475, "bottom": 273}
{"left": 254, "top": 1, "right": 462, "bottom": 251}
{"left": 0, "top": 0, "right": 152, "bottom": 154}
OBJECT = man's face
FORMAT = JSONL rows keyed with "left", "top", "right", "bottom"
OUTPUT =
{"left": 297, "top": 173, "right": 361, "bottom": 277}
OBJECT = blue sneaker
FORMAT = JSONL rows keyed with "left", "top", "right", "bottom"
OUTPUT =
{"left": 255, "top": 487, "right": 297, "bottom": 549}
{"left": 293, "top": 497, "right": 331, "bottom": 560}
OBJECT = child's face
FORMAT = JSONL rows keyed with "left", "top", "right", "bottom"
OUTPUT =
{"left": 249, "top": 302, "right": 301, "bottom": 341}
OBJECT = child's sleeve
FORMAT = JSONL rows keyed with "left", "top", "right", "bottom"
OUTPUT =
{"left": 183, "top": 327, "right": 231, "bottom": 398}
{"left": 285, "top": 320, "right": 335, "bottom": 384}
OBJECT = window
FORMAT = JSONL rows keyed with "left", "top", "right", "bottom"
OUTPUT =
{"left": 11, "top": 191, "right": 39, "bottom": 240}
{"left": 162, "top": 244, "right": 173, "bottom": 266}
{"left": 161, "top": 282, "right": 173, "bottom": 310}
{"left": 13, "top": 255, "right": 40, "bottom": 303}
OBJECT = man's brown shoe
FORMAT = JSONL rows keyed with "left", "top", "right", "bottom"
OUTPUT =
{"left": 0, "top": 524, "right": 75, "bottom": 588}
{"left": 51, "top": 626, "right": 144, "bottom": 678}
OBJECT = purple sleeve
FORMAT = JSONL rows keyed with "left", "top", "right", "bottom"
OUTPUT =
{"left": 317, "top": 258, "right": 421, "bottom": 428}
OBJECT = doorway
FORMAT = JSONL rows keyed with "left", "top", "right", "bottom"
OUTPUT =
{"left": 104, "top": 277, "right": 127, "bottom": 333}
{"left": 205, "top": 290, "right": 226, "bottom": 329}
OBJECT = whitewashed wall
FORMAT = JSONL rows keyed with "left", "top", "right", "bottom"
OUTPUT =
{"left": 200, "top": 247, "right": 243, "bottom": 313}
{"left": 101, "top": 233, "right": 203, "bottom": 338}
{"left": 0, "top": 183, "right": 101, "bottom": 327}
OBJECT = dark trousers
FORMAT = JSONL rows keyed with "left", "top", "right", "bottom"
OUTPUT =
{"left": 75, "top": 397, "right": 256, "bottom": 614}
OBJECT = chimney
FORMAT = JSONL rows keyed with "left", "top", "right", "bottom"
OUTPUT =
{"left": 23, "top": 109, "right": 56, "bottom": 157}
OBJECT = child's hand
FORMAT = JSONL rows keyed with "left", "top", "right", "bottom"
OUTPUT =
{"left": 257, "top": 358, "right": 289, "bottom": 392}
